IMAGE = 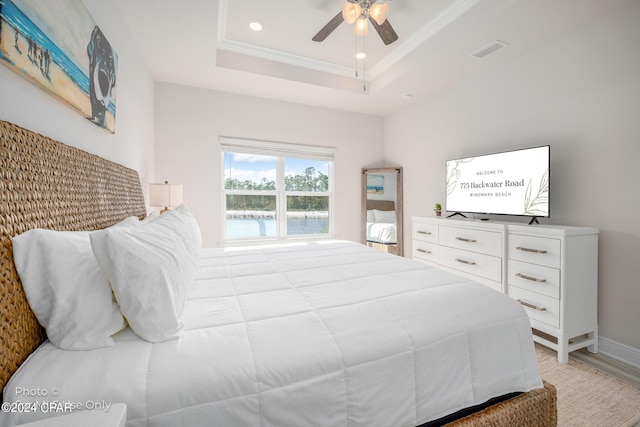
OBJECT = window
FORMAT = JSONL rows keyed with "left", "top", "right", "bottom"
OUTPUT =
{"left": 221, "top": 137, "right": 335, "bottom": 242}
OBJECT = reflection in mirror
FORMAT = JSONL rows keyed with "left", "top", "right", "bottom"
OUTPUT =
{"left": 361, "top": 167, "right": 403, "bottom": 256}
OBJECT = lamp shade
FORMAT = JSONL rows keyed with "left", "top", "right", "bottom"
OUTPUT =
{"left": 354, "top": 17, "right": 369, "bottom": 36}
{"left": 369, "top": 3, "right": 389, "bottom": 25}
{"left": 342, "top": 2, "right": 362, "bottom": 24}
{"left": 149, "top": 182, "right": 183, "bottom": 209}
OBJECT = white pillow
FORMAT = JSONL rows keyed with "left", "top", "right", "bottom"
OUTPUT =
{"left": 174, "top": 204, "right": 202, "bottom": 256}
{"left": 12, "top": 230, "right": 127, "bottom": 350}
{"left": 141, "top": 210, "right": 160, "bottom": 223}
{"left": 90, "top": 209, "right": 199, "bottom": 342}
{"left": 114, "top": 216, "right": 143, "bottom": 227}
{"left": 366, "top": 209, "right": 375, "bottom": 222}
{"left": 373, "top": 209, "right": 397, "bottom": 224}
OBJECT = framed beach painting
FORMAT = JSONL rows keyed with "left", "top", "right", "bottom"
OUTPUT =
{"left": 366, "top": 174, "right": 384, "bottom": 194}
{"left": 0, "top": 0, "right": 117, "bottom": 133}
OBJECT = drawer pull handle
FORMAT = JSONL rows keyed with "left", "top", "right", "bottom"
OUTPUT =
{"left": 516, "top": 246, "right": 547, "bottom": 254}
{"left": 516, "top": 273, "right": 546, "bottom": 283}
{"left": 517, "top": 299, "right": 547, "bottom": 312}
{"left": 455, "top": 258, "right": 476, "bottom": 266}
{"left": 417, "top": 249, "right": 431, "bottom": 254}
{"left": 417, "top": 231, "right": 431, "bottom": 235}
{"left": 456, "top": 237, "right": 477, "bottom": 243}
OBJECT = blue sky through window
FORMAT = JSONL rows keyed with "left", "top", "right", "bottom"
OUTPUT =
{"left": 224, "top": 152, "right": 328, "bottom": 186}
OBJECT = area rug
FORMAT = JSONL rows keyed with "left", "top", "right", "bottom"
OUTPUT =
{"left": 536, "top": 344, "right": 640, "bottom": 426}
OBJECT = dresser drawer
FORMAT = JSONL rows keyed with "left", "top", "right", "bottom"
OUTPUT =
{"left": 413, "top": 222, "right": 438, "bottom": 243}
{"left": 413, "top": 241, "right": 438, "bottom": 264}
{"left": 438, "top": 245, "right": 502, "bottom": 282}
{"left": 508, "top": 234, "right": 561, "bottom": 268}
{"left": 508, "top": 260, "right": 560, "bottom": 299}
{"left": 439, "top": 266, "right": 502, "bottom": 292}
{"left": 439, "top": 225, "right": 502, "bottom": 257}
{"left": 508, "top": 286, "right": 559, "bottom": 328}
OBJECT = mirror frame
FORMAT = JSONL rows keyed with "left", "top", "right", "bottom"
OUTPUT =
{"left": 361, "top": 167, "right": 403, "bottom": 256}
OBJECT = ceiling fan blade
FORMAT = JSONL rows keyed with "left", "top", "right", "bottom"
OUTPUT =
{"left": 312, "top": 11, "right": 344, "bottom": 42}
{"left": 369, "top": 17, "right": 399, "bottom": 45}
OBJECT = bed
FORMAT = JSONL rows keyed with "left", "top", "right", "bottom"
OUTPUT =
{"left": 0, "top": 119, "right": 556, "bottom": 427}
{"left": 366, "top": 200, "right": 397, "bottom": 245}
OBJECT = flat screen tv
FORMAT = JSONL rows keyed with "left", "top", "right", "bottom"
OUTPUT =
{"left": 445, "top": 146, "right": 549, "bottom": 222}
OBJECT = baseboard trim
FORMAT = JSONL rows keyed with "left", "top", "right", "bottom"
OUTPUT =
{"left": 599, "top": 336, "right": 640, "bottom": 370}
{"left": 571, "top": 338, "right": 640, "bottom": 389}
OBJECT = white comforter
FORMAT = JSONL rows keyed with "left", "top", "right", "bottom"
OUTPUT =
{"left": 2, "top": 241, "right": 542, "bottom": 427}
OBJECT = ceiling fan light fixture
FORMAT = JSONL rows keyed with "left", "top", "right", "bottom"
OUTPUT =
{"left": 312, "top": 1, "right": 397, "bottom": 44}
{"left": 354, "top": 17, "right": 369, "bottom": 36}
{"left": 369, "top": 3, "right": 389, "bottom": 25}
{"left": 342, "top": 3, "right": 362, "bottom": 25}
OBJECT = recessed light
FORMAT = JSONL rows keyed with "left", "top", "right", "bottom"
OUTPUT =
{"left": 248, "top": 20, "right": 263, "bottom": 31}
{"left": 402, "top": 93, "right": 414, "bottom": 101}
{"left": 355, "top": 52, "right": 366, "bottom": 59}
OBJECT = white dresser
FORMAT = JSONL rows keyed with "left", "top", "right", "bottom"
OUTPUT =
{"left": 412, "top": 216, "right": 598, "bottom": 363}
{"left": 412, "top": 219, "right": 439, "bottom": 266}
{"left": 414, "top": 217, "right": 506, "bottom": 292}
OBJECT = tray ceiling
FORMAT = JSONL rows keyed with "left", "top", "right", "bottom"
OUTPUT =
{"left": 114, "top": 0, "right": 625, "bottom": 116}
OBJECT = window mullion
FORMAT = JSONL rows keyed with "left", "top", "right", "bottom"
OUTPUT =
{"left": 277, "top": 157, "right": 286, "bottom": 237}
{"left": 285, "top": 191, "right": 330, "bottom": 197}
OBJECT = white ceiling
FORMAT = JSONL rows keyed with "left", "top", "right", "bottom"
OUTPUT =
{"left": 113, "top": 0, "right": 624, "bottom": 117}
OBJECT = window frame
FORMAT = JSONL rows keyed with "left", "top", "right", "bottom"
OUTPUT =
{"left": 220, "top": 137, "right": 336, "bottom": 244}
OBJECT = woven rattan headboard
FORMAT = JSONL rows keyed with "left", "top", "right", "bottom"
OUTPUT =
{"left": 0, "top": 119, "right": 146, "bottom": 392}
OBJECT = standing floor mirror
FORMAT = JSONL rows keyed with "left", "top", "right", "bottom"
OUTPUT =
{"left": 361, "top": 167, "right": 403, "bottom": 256}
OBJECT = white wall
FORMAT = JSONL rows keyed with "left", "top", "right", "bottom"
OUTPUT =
{"left": 154, "top": 82, "right": 384, "bottom": 247}
{"left": 385, "top": 0, "right": 640, "bottom": 353}
{"left": 0, "top": 0, "right": 155, "bottom": 194}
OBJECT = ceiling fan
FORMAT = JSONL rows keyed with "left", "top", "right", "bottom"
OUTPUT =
{"left": 312, "top": 0, "right": 399, "bottom": 45}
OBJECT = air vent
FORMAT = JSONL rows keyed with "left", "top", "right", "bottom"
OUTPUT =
{"left": 471, "top": 40, "right": 509, "bottom": 59}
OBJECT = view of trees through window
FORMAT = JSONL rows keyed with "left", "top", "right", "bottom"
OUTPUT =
{"left": 223, "top": 151, "right": 332, "bottom": 240}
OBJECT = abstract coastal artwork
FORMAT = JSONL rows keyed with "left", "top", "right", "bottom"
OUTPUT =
{"left": 366, "top": 174, "right": 384, "bottom": 194}
{"left": 0, "top": 0, "right": 117, "bottom": 133}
